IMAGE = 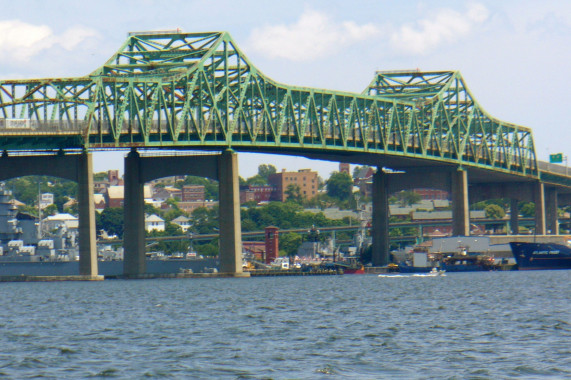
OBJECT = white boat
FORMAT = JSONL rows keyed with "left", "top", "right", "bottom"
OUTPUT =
{"left": 379, "top": 267, "right": 445, "bottom": 278}
{"left": 413, "top": 267, "right": 446, "bottom": 277}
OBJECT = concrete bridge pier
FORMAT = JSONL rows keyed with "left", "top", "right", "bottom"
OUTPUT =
{"left": 0, "top": 152, "right": 98, "bottom": 276}
{"left": 77, "top": 153, "right": 98, "bottom": 276}
{"left": 372, "top": 168, "right": 389, "bottom": 266}
{"left": 122, "top": 149, "right": 246, "bottom": 277}
{"left": 452, "top": 168, "right": 470, "bottom": 236}
{"left": 534, "top": 182, "right": 546, "bottom": 235}
{"left": 510, "top": 198, "right": 519, "bottom": 234}
{"left": 546, "top": 187, "right": 558, "bottom": 235}
{"left": 217, "top": 150, "right": 244, "bottom": 275}
{"left": 123, "top": 149, "right": 146, "bottom": 276}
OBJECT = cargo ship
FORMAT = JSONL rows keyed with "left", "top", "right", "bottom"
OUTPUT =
{"left": 509, "top": 241, "right": 571, "bottom": 270}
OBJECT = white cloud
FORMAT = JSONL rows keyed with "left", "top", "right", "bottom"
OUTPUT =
{"left": 248, "top": 9, "right": 379, "bottom": 62}
{"left": 390, "top": 3, "right": 490, "bottom": 55}
{"left": 57, "top": 26, "right": 99, "bottom": 50}
{"left": 0, "top": 20, "right": 98, "bottom": 63}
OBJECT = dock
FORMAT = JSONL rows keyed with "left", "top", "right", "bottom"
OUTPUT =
{"left": 0, "top": 275, "right": 104, "bottom": 282}
{"left": 247, "top": 268, "right": 342, "bottom": 277}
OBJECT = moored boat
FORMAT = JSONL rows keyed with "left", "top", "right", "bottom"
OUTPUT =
{"left": 509, "top": 241, "right": 571, "bottom": 270}
{"left": 333, "top": 256, "right": 365, "bottom": 274}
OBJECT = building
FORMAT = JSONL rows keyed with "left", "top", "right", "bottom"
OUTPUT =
{"left": 339, "top": 163, "right": 350, "bottom": 174}
{"left": 239, "top": 185, "right": 275, "bottom": 204}
{"left": 414, "top": 188, "right": 450, "bottom": 201}
{"left": 93, "top": 194, "right": 106, "bottom": 210}
{"left": 242, "top": 241, "right": 266, "bottom": 261}
{"left": 149, "top": 176, "right": 185, "bottom": 187}
{"left": 268, "top": 168, "right": 318, "bottom": 201}
{"left": 106, "top": 185, "right": 152, "bottom": 208}
{"left": 171, "top": 215, "right": 191, "bottom": 232}
{"left": 240, "top": 188, "right": 255, "bottom": 204}
{"left": 94, "top": 169, "right": 123, "bottom": 194}
{"left": 353, "top": 166, "right": 374, "bottom": 198}
{"left": 107, "top": 170, "right": 121, "bottom": 185}
{"left": 145, "top": 214, "right": 165, "bottom": 232}
{"left": 152, "top": 186, "right": 182, "bottom": 203}
{"left": 43, "top": 213, "right": 79, "bottom": 231}
{"left": 178, "top": 200, "right": 218, "bottom": 215}
{"left": 39, "top": 193, "right": 54, "bottom": 209}
{"left": 182, "top": 185, "right": 205, "bottom": 202}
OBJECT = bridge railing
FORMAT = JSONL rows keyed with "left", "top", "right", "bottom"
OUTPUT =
{"left": 0, "top": 118, "right": 86, "bottom": 134}
{"left": 0, "top": 116, "right": 534, "bottom": 171}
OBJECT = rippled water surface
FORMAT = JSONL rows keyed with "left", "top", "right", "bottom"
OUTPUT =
{"left": 1, "top": 270, "right": 570, "bottom": 379}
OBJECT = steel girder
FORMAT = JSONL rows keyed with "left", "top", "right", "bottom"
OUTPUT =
{"left": 0, "top": 31, "right": 537, "bottom": 177}
{"left": 364, "top": 71, "right": 537, "bottom": 176}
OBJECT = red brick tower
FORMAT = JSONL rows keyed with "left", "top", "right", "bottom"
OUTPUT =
{"left": 339, "top": 162, "right": 350, "bottom": 174}
{"left": 265, "top": 226, "right": 279, "bottom": 264}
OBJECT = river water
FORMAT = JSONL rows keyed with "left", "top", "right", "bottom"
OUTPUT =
{"left": 1, "top": 270, "right": 569, "bottom": 379}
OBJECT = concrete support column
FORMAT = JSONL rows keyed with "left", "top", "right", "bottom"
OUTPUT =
{"left": 451, "top": 168, "right": 470, "bottom": 236}
{"left": 534, "top": 181, "right": 546, "bottom": 235}
{"left": 372, "top": 168, "right": 389, "bottom": 266}
{"left": 123, "top": 149, "right": 146, "bottom": 276}
{"left": 546, "top": 188, "right": 559, "bottom": 235}
{"left": 218, "top": 150, "right": 243, "bottom": 274}
{"left": 77, "top": 152, "right": 98, "bottom": 276}
{"left": 510, "top": 198, "right": 519, "bottom": 235}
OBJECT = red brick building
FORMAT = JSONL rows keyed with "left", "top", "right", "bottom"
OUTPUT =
{"left": 239, "top": 185, "right": 276, "bottom": 204}
{"left": 182, "top": 185, "right": 205, "bottom": 202}
{"left": 414, "top": 188, "right": 449, "bottom": 200}
{"left": 339, "top": 163, "right": 350, "bottom": 174}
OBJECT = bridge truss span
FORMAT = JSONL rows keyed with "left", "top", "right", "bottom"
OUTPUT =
{"left": 0, "top": 31, "right": 537, "bottom": 177}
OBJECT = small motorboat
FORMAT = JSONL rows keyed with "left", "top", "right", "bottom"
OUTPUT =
{"left": 413, "top": 267, "right": 446, "bottom": 277}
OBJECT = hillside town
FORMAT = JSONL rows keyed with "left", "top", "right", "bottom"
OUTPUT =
{"left": 0, "top": 161, "right": 553, "bottom": 264}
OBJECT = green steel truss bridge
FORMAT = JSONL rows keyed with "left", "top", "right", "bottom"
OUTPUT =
{"left": 0, "top": 31, "right": 543, "bottom": 179}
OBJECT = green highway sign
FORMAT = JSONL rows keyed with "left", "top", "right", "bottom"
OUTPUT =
{"left": 550, "top": 153, "right": 563, "bottom": 163}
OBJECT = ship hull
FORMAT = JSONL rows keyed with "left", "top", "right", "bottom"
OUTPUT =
{"left": 509, "top": 242, "right": 571, "bottom": 270}
{"left": 0, "top": 258, "right": 218, "bottom": 277}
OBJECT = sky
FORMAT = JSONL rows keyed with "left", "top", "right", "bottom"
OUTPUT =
{"left": 1, "top": 0, "right": 569, "bottom": 179}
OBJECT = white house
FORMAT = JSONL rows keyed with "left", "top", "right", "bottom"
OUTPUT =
{"left": 145, "top": 214, "right": 165, "bottom": 232}
{"left": 171, "top": 215, "right": 191, "bottom": 232}
{"left": 43, "top": 213, "right": 79, "bottom": 231}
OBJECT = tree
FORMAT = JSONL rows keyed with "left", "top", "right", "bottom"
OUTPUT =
{"left": 98, "top": 207, "right": 124, "bottom": 238}
{"left": 485, "top": 204, "right": 505, "bottom": 219}
{"left": 17, "top": 204, "right": 38, "bottom": 217}
{"left": 279, "top": 232, "right": 302, "bottom": 257}
{"left": 395, "top": 190, "right": 422, "bottom": 206}
{"left": 195, "top": 241, "right": 219, "bottom": 257}
{"left": 42, "top": 204, "right": 59, "bottom": 216}
{"left": 93, "top": 172, "right": 108, "bottom": 181}
{"left": 246, "top": 175, "right": 267, "bottom": 186}
{"left": 163, "top": 207, "right": 185, "bottom": 223}
{"left": 144, "top": 203, "right": 162, "bottom": 217}
{"left": 520, "top": 202, "right": 535, "bottom": 217}
{"left": 190, "top": 206, "right": 219, "bottom": 234}
{"left": 326, "top": 171, "right": 353, "bottom": 201}
{"left": 257, "top": 164, "right": 276, "bottom": 181}
{"left": 285, "top": 184, "right": 303, "bottom": 203}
